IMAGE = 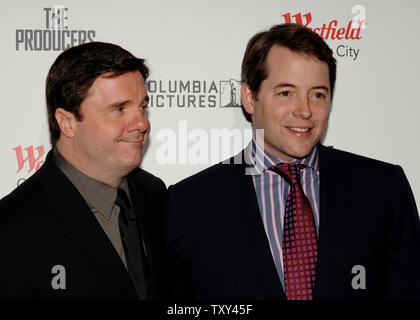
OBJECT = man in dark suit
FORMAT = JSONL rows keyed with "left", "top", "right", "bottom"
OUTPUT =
{"left": 164, "top": 23, "right": 420, "bottom": 300}
{"left": 0, "top": 42, "right": 167, "bottom": 299}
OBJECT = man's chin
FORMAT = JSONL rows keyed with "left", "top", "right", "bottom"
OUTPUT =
{"left": 121, "top": 156, "right": 143, "bottom": 171}
{"left": 288, "top": 146, "right": 315, "bottom": 160}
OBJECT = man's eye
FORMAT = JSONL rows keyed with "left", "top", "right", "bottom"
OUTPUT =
{"left": 314, "top": 92, "right": 326, "bottom": 99}
{"left": 279, "top": 91, "right": 290, "bottom": 96}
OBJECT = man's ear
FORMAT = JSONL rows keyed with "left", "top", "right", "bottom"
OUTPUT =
{"left": 55, "top": 108, "right": 76, "bottom": 139}
{"left": 241, "top": 83, "right": 255, "bottom": 115}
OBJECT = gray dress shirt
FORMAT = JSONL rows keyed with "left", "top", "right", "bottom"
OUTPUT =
{"left": 53, "top": 148, "right": 129, "bottom": 269}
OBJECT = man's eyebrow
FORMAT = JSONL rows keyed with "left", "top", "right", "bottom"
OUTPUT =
{"left": 273, "top": 83, "right": 329, "bottom": 92}
{"left": 312, "top": 86, "right": 329, "bottom": 92}
{"left": 106, "top": 95, "right": 150, "bottom": 109}
{"left": 107, "top": 100, "right": 130, "bottom": 109}
{"left": 274, "top": 83, "right": 296, "bottom": 89}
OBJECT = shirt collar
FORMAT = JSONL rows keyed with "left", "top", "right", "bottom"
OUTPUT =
{"left": 53, "top": 147, "right": 130, "bottom": 220}
{"left": 245, "top": 136, "right": 319, "bottom": 175}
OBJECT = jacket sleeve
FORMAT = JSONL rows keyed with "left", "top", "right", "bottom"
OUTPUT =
{"left": 386, "top": 165, "right": 420, "bottom": 299}
{"left": 163, "top": 185, "right": 194, "bottom": 299}
{"left": 0, "top": 235, "right": 32, "bottom": 299}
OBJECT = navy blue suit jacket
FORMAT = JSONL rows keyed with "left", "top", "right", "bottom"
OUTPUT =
{"left": 164, "top": 145, "right": 420, "bottom": 300}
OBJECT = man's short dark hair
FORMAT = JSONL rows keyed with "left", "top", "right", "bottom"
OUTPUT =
{"left": 241, "top": 23, "right": 336, "bottom": 102}
{"left": 46, "top": 41, "right": 149, "bottom": 146}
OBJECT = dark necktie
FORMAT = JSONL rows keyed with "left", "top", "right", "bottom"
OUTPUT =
{"left": 116, "top": 188, "right": 148, "bottom": 300}
{"left": 271, "top": 163, "right": 318, "bottom": 300}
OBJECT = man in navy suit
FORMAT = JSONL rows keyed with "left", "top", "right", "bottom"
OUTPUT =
{"left": 0, "top": 42, "right": 167, "bottom": 299}
{"left": 164, "top": 23, "right": 420, "bottom": 300}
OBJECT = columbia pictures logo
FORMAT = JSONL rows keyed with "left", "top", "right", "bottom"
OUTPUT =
{"left": 219, "top": 79, "right": 241, "bottom": 108}
{"left": 147, "top": 78, "right": 241, "bottom": 108}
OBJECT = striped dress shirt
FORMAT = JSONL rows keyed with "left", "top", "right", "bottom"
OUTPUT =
{"left": 246, "top": 138, "right": 320, "bottom": 290}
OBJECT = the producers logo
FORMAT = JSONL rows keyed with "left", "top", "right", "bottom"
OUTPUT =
{"left": 16, "top": 5, "right": 96, "bottom": 51}
{"left": 147, "top": 78, "right": 242, "bottom": 108}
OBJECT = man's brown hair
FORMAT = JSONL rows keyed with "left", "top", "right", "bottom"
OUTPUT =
{"left": 241, "top": 23, "right": 336, "bottom": 100}
{"left": 46, "top": 42, "right": 149, "bottom": 146}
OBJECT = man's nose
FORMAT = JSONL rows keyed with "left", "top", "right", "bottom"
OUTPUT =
{"left": 128, "top": 108, "right": 149, "bottom": 132}
{"left": 293, "top": 95, "right": 312, "bottom": 119}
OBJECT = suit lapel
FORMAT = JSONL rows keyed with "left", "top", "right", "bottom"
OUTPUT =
{"left": 127, "top": 170, "right": 166, "bottom": 299}
{"left": 127, "top": 172, "right": 152, "bottom": 272}
{"left": 221, "top": 160, "right": 287, "bottom": 299}
{"left": 127, "top": 173, "right": 149, "bottom": 254}
{"left": 314, "top": 144, "right": 349, "bottom": 299}
{"left": 38, "top": 152, "right": 137, "bottom": 298}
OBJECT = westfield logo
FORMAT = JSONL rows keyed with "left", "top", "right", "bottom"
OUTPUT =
{"left": 281, "top": 11, "right": 365, "bottom": 40}
{"left": 13, "top": 146, "right": 45, "bottom": 173}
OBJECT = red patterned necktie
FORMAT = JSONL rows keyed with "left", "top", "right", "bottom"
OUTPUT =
{"left": 272, "top": 163, "right": 318, "bottom": 300}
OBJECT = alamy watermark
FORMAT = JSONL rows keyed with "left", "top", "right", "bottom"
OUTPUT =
{"left": 155, "top": 121, "right": 264, "bottom": 175}
{"left": 51, "top": 265, "right": 66, "bottom": 290}
{"left": 351, "top": 265, "right": 366, "bottom": 290}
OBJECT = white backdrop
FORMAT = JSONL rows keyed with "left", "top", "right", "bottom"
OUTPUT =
{"left": 2, "top": 0, "right": 419, "bottom": 213}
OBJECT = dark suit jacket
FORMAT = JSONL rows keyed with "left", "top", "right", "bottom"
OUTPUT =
{"left": 164, "top": 145, "right": 420, "bottom": 300}
{"left": 0, "top": 150, "right": 168, "bottom": 300}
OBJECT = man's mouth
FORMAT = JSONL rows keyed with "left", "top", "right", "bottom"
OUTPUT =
{"left": 119, "top": 134, "right": 145, "bottom": 144}
{"left": 289, "top": 127, "right": 310, "bottom": 132}
{"left": 286, "top": 126, "right": 313, "bottom": 134}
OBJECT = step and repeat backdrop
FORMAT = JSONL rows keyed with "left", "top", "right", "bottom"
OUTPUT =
{"left": 1, "top": 0, "right": 419, "bottom": 211}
